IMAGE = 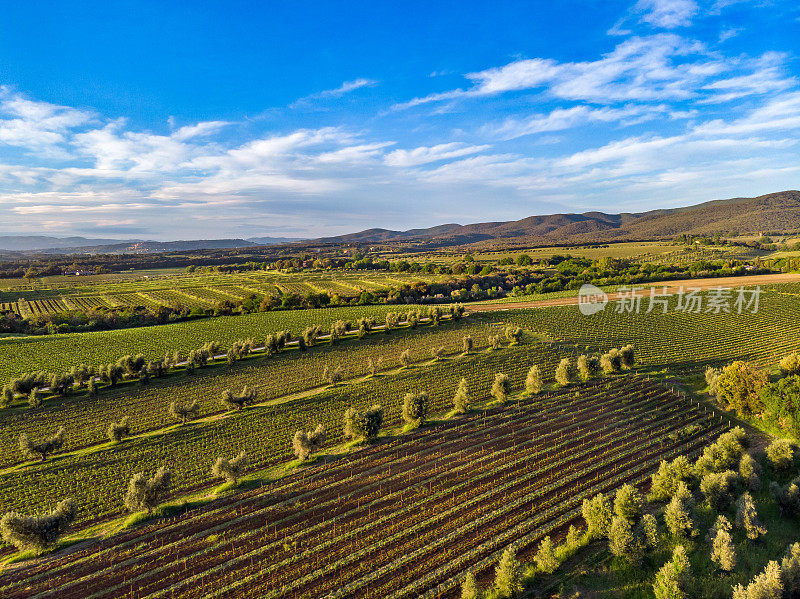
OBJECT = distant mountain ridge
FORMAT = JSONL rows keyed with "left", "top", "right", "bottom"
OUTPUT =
{"left": 0, "top": 236, "right": 304, "bottom": 254}
{"left": 314, "top": 190, "right": 800, "bottom": 247}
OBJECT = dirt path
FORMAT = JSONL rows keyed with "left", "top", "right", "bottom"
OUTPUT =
{"left": 468, "top": 272, "right": 800, "bottom": 312}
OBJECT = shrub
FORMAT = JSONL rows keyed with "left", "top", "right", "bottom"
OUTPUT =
{"left": 601, "top": 349, "right": 622, "bottom": 374}
{"left": 323, "top": 365, "right": 343, "bottom": 386}
{"left": 219, "top": 386, "right": 257, "bottom": 411}
{"left": 534, "top": 535, "right": 560, "bottom": 574}
{"left": 20, "top": 427, "right": 65, "bottom": 462}
{"left": 107, "top": 417, "right": 131, "bottom": 443}
{"left": 653, "top": 545, "right": 690, "bottom": 599}
{"left": 461, "top": 572, "right": 480, "bottom": 599}
{"left": 504, "top": 326, "right": 523, "bottom": 345}
{"left": 400, "top": 349, "right": 412, "bottom": 368}
{"left": 739, "top": 453, "right": 762, "bottom": 492}
{"left": 488, "top": 334, "right": 502, "bottom": 351}
{"left": 0, "top": 498, "right": 76, "bottom": 553}
{"left": 555, "top": 358, "right": 573, "bottom": 387}
{"left": 641, "top": 513, "right": 659, "bottom": 549}
{"left": 491, "top": 373, "right": 511, "bottom": 402}
{"left": 770, "top": 478, "right": 800, "bottom": 517}
{"left": 169, "top": 399, "right": 199, "bottom": 425}
{"left": 493, "top": 547, "right": 522, "bottom": 598}
{"left": 453, "top": 378, "right": 471, "bottom": 414}
{"left": 292, "top": 425, "right": 327, "bottom": 461}
{"left": 462, "top": 336, "right": 474, "bottom": 354}
{"left": 713, "top": 361, "right": 768, "bottom": 417}
{"left": 212, "top": 451, "right": 249, "bottom": 484}
{"left": 614, "top": 484, "right": 643, "bottom": 525}
{"left": 732, "top": 560, "right": 783, "bottom": 599}
{"left": 431, "top": 346, "right": 446, "bottom": 361}
{"left": 577, "top": 355, "right": 600, "bottom": 381}
{"left": 782, "top": 543, "right": 800, "bottom": 596}
{"left": 711, "top": 527, "right": 736, "bottom": 572}
{"left": 780, "top": 352, "right": 800, "bottom": 376}
{"left": 700, "top": 470, "right": 739, "bottom": 511}
{"left": 343, "top": 405, "right": 384, "bottom": 443}
{"left": 403, "top": 392, "right": 431, "bottom": 427}
{"left": 525, "top": 365, "right": 542, "bottom": 396}
{"left": 766, "top": 438, "right": 796, "bottom": 471}
{"left": 582, "top": 493, "right": 612, "bottom": 539}
{"left": 620, "top": 345, "right": 635, "bottom": 369}
{"left": 124, "top": 466, "right": 172, "bottom": 514}
{"left": 649, "top": 456, "right": 695, "bottom": 502}
{"left": 608, "top": 516, "right": 642, "bottom": 565}
{"left": 664, "top": 482, "right": 696, "bottom": 539}
{"left": 735, "top": 492, "right": 766, "bottom": 540}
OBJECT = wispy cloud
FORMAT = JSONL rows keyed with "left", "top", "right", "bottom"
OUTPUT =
{"left": 292, "top": 78, "right": 377, "bottom": 106}
{"left": 635, "top": 0, "right": 699, "bottom": 29}
{"left": 384, "top": 142, "right": 490, "bottom": 167}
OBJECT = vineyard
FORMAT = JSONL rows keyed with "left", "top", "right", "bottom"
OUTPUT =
{"left": 0, "top": 319, "right": 494, "bottom": 470}
{"left": 0, "top": 339, "right": 566, "bottom": 526}
{"left": 0, "top": 375, "right": 727, "bottom": 599}
{"left": 0, "top": 270, "right": 447, "bottom": 315}
{"left": 496, "top": 285, "right": 800, "bottom": 371}
{"left": 0, "top": 304, "right": 441, "bottom": 380}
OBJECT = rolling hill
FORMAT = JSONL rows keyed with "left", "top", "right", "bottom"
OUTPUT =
{"left": 314, "top": 190, "right": 800, "bottom": 248}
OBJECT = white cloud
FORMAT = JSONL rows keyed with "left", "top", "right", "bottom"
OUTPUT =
{"left": 394, "top": 35, "right": 724, "bottom": 108}
{"left": 0, "top": 87, "right": 94, "bottom": 158}
{"left": 635, "top": 0, "right": 699, "bottom": 29}
{"left": 293, "top": 78, "right": 377, "bottom": 106}
{"left": 384, "top": 142, "right": 490, "bottom": 167}
{"left": 484, "top": 105, "right": 668, "bottom": 140}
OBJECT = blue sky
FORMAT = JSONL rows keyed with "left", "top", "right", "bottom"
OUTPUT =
{"left": 0, "top": 0, "right": 798, "bottom": 239}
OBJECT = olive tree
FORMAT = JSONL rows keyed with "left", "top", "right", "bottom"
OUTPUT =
{"left": 403, "top": 392, "right": 431, "bottom": 427}
{"left": 20, "top": 427, "right": 65, "bottom": 462}
{"left": 453, "top": 378, "right": 471, "bottom": 414}
{"left": 582, "top": 493, "right": 612, "bottom": 539}
{"left": 343, "top": 405, "right": 384, "bottom": 443}
{"left": 0, "top": 498, "right": 76, "bottom": 553}
{"left": 293, "top": 425, "right": 327, "bottom": 461}
{"left": 493, "top": 547, "right": 522, "bottom": 598}
{"left": 732, "top": 561, "right": 783, "bottom": 599}
{"left": 107, "top": 417, "right": 131, "bottom": 443}
{"left": 169, "top": 399, "right": 199, "bottom": 425}
{"left": 323, "top": 365, "right": 343, "bottom": 386}
{"left": 124, "top": 466, "right": 172, "bottom": 514}
{"left": 711, "top": 526, "right": 736, "bottom": 572}
{"left": 653, "top": 545, "right": 690, "bottom": 599}
{"left": 555, "top": 358, "right": 574, "bottom": 387}
{"left": 491, "top": 373, "right": 511, "bottom": 402}
{"left": 211, "top": 451, "right": 249, "bottom": 484}
{"left": 525, "top": 365, "right": 542, "bottom": 396}
{"left": 664, "top": 482, "right": 696, "bottom": 539}
{"left": 219, "top": 386, "right": 257, "bottom": 411}
{"left": 577, "top": 355, "right": 600, "bottom": 382}
{"left": 534, "top": 536, "right": 560, "bottom": 574}
{"left": 462, "top": 335, "right": 474, "bottom": 355}
{"left": 766, "top": 438, "right": 796, "bottom": 471}
{"left": 736, "top": 492, "right": 766, "bottom": 540}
